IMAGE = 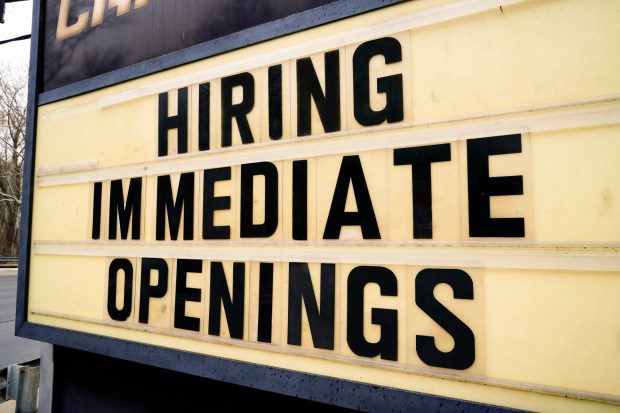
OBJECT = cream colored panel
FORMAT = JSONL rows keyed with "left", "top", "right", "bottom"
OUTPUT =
{"left": 531, "top": 125, "right": 620, "bottom": 243}
{"left": 28, "top": 305, "right": 620, "bottom": 413}
{"left": 37, "top": 92, "right": 158, "bottom": 167}
{"left": 26, "top": 257, "right": 620, "bottom": 409}
{"left": 29, "top": 255, "right": 106, "bottom": 319}
{"left": 485, "top": 268, "right": 620, "bottom": 396}
{"left": 31, "top": 184, "right": 91, "bottom": 241}
{"left": 27, "top": 1, "right": 620, "bottom": 411}
{"left": 410, "top": 0, "right": 620, "bottom": 122}
{"left": 37, "top": 0, "right": 620, "bottom": 168}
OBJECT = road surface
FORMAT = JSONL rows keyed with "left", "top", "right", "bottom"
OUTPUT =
{"left": 0, "top": 269, "right": 41, "bottom": 369}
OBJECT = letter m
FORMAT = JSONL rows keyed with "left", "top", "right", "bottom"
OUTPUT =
{"left": 109, "top": 178, "right": 142, "bottom": 240}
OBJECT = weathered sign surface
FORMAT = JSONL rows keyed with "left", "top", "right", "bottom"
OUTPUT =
{"left": 18, "top": 1, "right": 620, "bottom": 412}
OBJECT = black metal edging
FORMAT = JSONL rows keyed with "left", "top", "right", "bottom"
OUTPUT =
{"left": 17, "top": 323, "right": 521, "bottom": 413}
{"left": 14, "top": 0, "right": 42, "bottom": 333}
{"left": 38, "top": 0, "right": 404, "bottom": 105}
{"left": 15, "top": 1, "right": 525, "bottom": 411}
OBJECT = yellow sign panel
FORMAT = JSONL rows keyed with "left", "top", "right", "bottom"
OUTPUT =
{"left": 26, "top": 0, "right": 620, "bottom": 412}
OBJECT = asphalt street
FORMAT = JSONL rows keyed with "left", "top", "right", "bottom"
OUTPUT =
{"left": 0, "top": 269, "right": 41, "bottom": 369}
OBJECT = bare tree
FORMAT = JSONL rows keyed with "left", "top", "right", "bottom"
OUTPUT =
{"left": 0, "top": 67, "right": 26, "bottom": 256}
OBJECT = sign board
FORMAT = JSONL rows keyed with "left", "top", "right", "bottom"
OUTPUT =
{"left": 42, "top": 0, "right": 339, "bottom": 91}
{"left": 17, "top": 0, "right": 620, "bottom": 411}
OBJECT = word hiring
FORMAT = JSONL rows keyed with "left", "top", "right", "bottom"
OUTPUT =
{"left": 92, "top": 134, "right": 526, "bottom": 242}
{"left": 107, "top": 258, "right": 477, "bottom": 371}
{"left": 156, "top": 36, "right": 407, "bottom": 155}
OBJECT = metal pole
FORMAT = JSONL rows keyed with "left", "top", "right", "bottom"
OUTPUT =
{"left": 6, "top": 364, "right": 40, "bottom": 413}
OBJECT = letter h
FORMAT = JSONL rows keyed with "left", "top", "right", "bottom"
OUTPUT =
{"left": 158, "top": 88, "right": 188, "bottom": 157}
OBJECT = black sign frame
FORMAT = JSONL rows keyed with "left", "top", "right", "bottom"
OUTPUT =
{"left": 15, "top": 1, "right": 511, "bottom": 410}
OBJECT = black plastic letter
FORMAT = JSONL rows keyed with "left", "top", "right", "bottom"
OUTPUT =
{"left": 202, "top": 167, "right": 231, "bottom": 240}
{"left": 287, "top": 262, "right": 335, "bottom": 350}
{"left": 415, "top": 268, "right": 475, "bottom": 370}
{"left": 296, "top": 50, "right": 340, "bottom": 136}
{"left": 257, "top": 262, "right": 274, "bottom": 343}
{"left": 221, "top": 72, "right": 255, "bottom": 147}
{"left": 107, "top": 258, "right": 134, "bottom": 322}
{"left": 92, "top": 182, "right": 102, "bottom": 240}
{"left": 347, "top": 266, "right": 398, "bottom": 361}
{"left": 158, "top": 88, "right": 188, "bottom": 156}
{"left": 393, "top": 144, "right": 451, "bottom": 239}
{"left": 240, "top": 162, "right": 278, "bottom": 238}
{"left": 268, "top": 65, "right": 283, "bottom": 140}
{"left": 292, "top": 160, "right": 308, "bottom": 240}
{"left": 156, "top": 173, "right": 194, "bottom": 241}
{"left": 198, "top": 82, "right": 210, "bottom": 151}
{"left": 353, "top": 37, "right": 404, "bottom": 126}
{"left": 467, "top": 135, "right": 525, "bottom": 237}
{"left": 323, "top": 155, "right": 380, "bottom": 239}
{"left": 208, "top": 262, "right": 245, "bottom": 339}
{"left": 108, "top": 178, "right": 142, "bottom": 240}
{"left": 138, "top": 258, "right": 169, "bottom": 324}
{"left": 174, "top": 259, "right": 203, "bottom": 332}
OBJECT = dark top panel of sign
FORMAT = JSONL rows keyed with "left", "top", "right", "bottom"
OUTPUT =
{"left": 42, "top": 0, "right": 338, "bottom": 92}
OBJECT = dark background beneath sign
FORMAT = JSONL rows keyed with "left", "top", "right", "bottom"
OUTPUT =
{"left": 52, "top": 346, "right": 353, "bottom": 412}
{"left": 42, "top": 0, "right": 337, "bottom": 92}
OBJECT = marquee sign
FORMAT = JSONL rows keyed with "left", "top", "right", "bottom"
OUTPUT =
{"left": 17, "top": 0, "right": 620, "bottom": 412}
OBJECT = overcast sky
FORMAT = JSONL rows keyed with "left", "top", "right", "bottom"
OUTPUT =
{"left": 0, "top": 1, "right": 33, "bottom": 73}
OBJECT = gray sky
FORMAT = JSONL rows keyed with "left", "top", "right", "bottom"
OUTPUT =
{"left": 0, "top": 1, "right": 33, "bottom": 72}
